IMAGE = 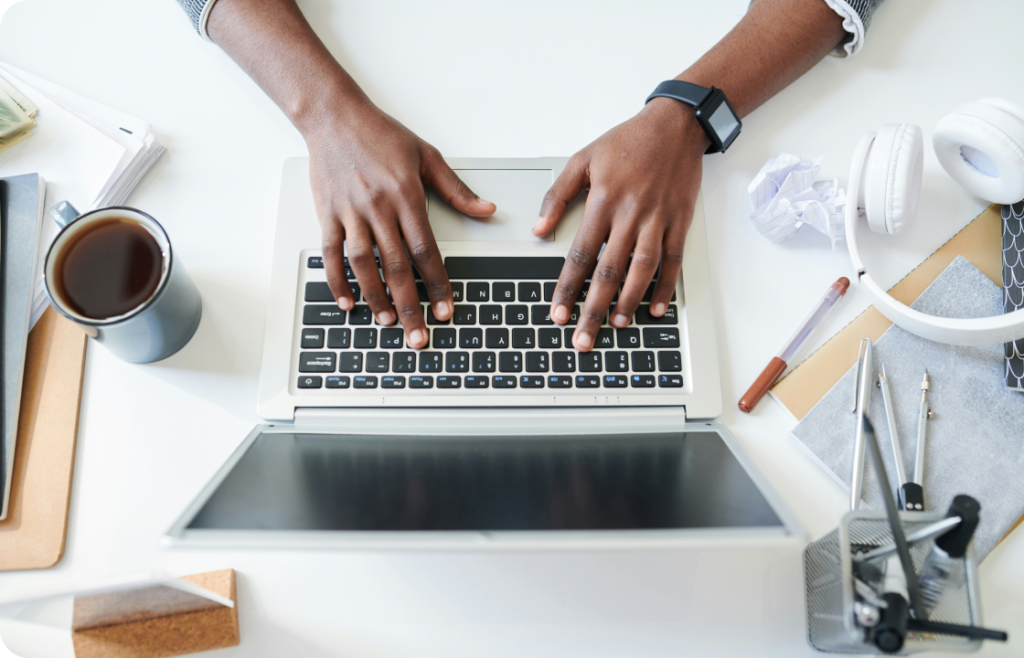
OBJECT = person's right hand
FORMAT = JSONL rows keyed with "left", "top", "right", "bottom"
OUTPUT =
{"left": 305, "top": 104, "right": 495, "bottom": 350}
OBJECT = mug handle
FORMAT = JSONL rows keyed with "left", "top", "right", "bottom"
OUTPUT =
{"left": 49, "top": 200, "right": 81, "bottom": 228}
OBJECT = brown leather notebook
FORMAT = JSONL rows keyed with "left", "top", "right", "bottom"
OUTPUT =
{"left": 0, "top": 307, "right": 87, "bottom": 571}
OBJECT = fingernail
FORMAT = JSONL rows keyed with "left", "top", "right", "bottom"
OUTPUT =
{"left": 552, "top": 305, "right": 569, "bottom": 324}
{"left": 477, "top": 197, "right": 494, "bottom": 207}
{"left": 378, "top": 311, "right": 395, "bottom": 326}
{"left": 435, "top": 300, "right": 451, "bottom": 318}
{"left": 612, "top": 313, "right": 629, "bottom": 327}
{"left": 532, "top": 217, "right": 545, "bottom": 230}
{"left": 575, "top": 331, "right": 593, "bottom": 350}
{"left": 411, "top": 328, "right": 427, "bottom": 347}
{"left": 337, "top": 297, "right": 353, "bottom": 311}
{"left": 652, "top": 302, "right": 666, "bottom": 316}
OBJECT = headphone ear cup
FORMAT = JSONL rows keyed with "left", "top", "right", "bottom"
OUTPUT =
{"left": 863, "top": 123, "right": 924, "bottom": 235}
{"left": 934, "top": 98, "right": 1024, "bottom": 204}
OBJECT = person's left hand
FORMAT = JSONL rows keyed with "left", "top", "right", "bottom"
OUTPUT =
{"left": 532, "top": 97, "right": 711, "bottom": 352}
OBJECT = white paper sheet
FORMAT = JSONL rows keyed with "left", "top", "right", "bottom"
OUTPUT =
{"left": 748, "top": 153, "right": 846, "bottom": 249}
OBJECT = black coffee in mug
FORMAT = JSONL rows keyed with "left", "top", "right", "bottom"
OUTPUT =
{"left": 53, "top": 217, "right": 164, "bottom": 319}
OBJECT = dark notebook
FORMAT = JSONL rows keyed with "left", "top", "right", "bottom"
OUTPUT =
{"left": 1004, "top": 201, "right": 1024, "bottom": 391}
{"left": 1, "top": 173, "right": 46, "bottom": 520}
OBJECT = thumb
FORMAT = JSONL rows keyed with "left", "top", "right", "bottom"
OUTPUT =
{"left": 533, "top": 153, "right": 589, "bottom": 237}
{"left": 422, "top": 149, "right": 496, "bottom": 218}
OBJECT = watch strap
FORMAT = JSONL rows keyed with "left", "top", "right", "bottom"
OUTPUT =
{"left": 645, "top": 80, "right": 713, "bottom": 108}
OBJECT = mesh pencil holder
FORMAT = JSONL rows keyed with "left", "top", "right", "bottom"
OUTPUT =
{"left": 804, "top": 510, "right": 983, "bottom": 654}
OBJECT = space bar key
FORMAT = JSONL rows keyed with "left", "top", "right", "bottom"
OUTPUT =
{"left": 444, "top": 257, "right": 565, "bottom": 280}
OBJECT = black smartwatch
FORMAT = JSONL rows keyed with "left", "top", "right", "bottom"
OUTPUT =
{"left": 646, "top": 80, "right": 741, "bottom": 154}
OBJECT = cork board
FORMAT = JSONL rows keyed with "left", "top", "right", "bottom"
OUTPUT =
{"left": 71, "top": 569, "right": 240, "bottom": 658}
{"left": 0, "top": 306, "right": 87, "bottom": 571}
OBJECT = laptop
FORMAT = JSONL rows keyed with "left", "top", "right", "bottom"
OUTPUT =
{"left": 164, "top": 157, "right": 802, "bottom": 549}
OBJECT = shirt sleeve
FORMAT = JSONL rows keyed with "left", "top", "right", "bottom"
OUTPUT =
{"left": 173, "top": 0, "right": 220, "bottom": 41}
{"left": 819, "top": 0, "right": 885, "bottom": 57}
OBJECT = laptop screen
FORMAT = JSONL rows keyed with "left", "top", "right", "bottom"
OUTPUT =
{"left": 186, "top": 431, "right": 783, "bottom": 532}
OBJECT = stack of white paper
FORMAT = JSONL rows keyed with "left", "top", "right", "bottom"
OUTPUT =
{"left": 0, "top": 62, "right": 164, "bottom": 329}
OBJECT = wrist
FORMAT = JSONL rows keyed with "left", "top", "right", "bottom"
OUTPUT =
{"left": 288, "top": 76, "right": 374, "bottom": 140}
{"left": 640, "top": 97, "right": 712, "bottom": 153}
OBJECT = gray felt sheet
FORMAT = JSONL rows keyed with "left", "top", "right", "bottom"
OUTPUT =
{"left": 793, "top": 256, "right": 1024, "bottom": 560}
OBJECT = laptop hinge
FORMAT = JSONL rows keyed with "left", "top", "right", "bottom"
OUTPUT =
{"left": 292, "top": 406, "right": 687, "bottom": 435}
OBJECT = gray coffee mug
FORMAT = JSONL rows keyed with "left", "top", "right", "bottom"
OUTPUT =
{"left": 43, "top": 203, "right": 202, "bottom": 363}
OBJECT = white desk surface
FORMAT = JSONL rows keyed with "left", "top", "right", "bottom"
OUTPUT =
{"left": 2, "top": 0, "right": 1023, "bottom": 656}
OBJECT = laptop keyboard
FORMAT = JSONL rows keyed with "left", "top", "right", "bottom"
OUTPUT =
{"left": 295, "top": 255, "right": 685, "bottom": 395}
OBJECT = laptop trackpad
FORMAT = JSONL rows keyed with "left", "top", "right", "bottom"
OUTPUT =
{"left": 428, "top": 169, "right": 555, "bottom": 242}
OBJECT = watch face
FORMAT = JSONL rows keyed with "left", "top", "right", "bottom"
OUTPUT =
{"left": 707, "top": 102, "right": 740, "bottom": 145}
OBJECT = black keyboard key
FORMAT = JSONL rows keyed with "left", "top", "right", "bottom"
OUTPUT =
{"left": 380, "top": 328, "right": 403, "bottom": 348}
{"left": 416, "top": 281, "right": 430, "bottom": 302}
{"left": 465, "top": 375, "right": 489, "bottom": 388}
{"left": 606, "top": 352, "right": 629, "bottom": 372}
{"left": 579, "top": 352, "right": 602, "bottom": 372}
{"left": 459, "top": 328, "right": 483, "bottom": 348}
{"left": 525, "top": 352, "right": 549, "bottom": 372}
{"left": 631, "top": 374, "right": 656, "bottom": 388}
{"left": 485, "top": 328, "right": 509, "bottom": 349}
{"left": 552, "top": 351, "right": 576, "bottom": 373}
{"left": 307, "top": 256, "right": 323, "bottom": 268}
{"left": 427, "top": 307, "right": 450, "bottom": 325}
{"left": 298, "top": 375, "right": 322, "bottom": 388}
{"left": 382, "top": 376, "right": 406, "bottom": 389}
{"left": 658, "top": 351, "right": 682, "bottom": 372}
{"left": 354, "top": 376, "right": 378, "bottom": 389}
{"left": 479, "top": 305, "right": 502, "bottom": 325}
{"left": 548, "top": 375, "right": 572, "bottom": 388}
{"left": 564, "top": 327, "right": 575, "bottom": 347}
{"left": 304, "top": 281, "right": 334, "bottom": 302}
{"left": 348, "top": 305, "right": 373, "bottom": 325}
{"left": 543, "top": 281, "right": 557, "bottom": 302}
{"left": 410, "top": 375, "right": 434, "bottom": 388}
{"left": 301, "top": 328, "right": 325, "bottom": 349}
{"left": 366, "top": 352, "right": 389, "bottom": 372}
{"left": 299, "top": 352, "right": 336, "bottom": 373}
{"left": 498, "top": 352, "right": 522, "bottom": 373}
{"left": 467, "top": 282, "right": 489, "bottom": 301}
{"left": 327, "top": 328, "right": 351, "bottom": 349}
{"left": 493, "top": 282, "right": 515, "bottom": 302}
{"left": 538, "top": 327, "right": 561, "bottom": 349}
{"left": 445, "top": 257, "right": 565, "bottom": 280}
{"left": 506, "top": 305, "right": 529, "bottom": 325}
{"left": 303, "top": 305, "right": 345, "bottom": 325}
{"left": 594, "top": 328, "right": 615, "bottom": 348}
{"left": 519, "top": 282, "right": 542, "bottom": 302}
{"left": 603, "top": 375, "right": 628, "bottom": 388}
{"left": 659, "top": 374, "right": 684, "bottom": 388}
{"left": 616, "top": 328, "right": 641, "bottom": 348}
{"left": 632, "top": 351, "right": 655, "bottom": 372}
{"left": 492, "top": 375, "right": 517, "bottom": 388}
{"left": 348, "top": 282, "right": 361, "bottom": 301}
{"left": 566, "top": 305, "right": 581, "bottom": 326}
{"left": 531, "top": 304, "right": 553, "bottom": 325}
{"left": 419, "top": 353, "right": 442, "bottom": 372}
{"left": 578, "top": 282, "right": 591, "bottom": 302}
{"left": 472, "top": 351, "right": 495, "bottom": 372}
{"left": 354, "top": 328, "right": 377, "bottom": 349}
{"left": 450, "top": 282, "right": 464, "bottom": 302}
{"left": 635, "top": 304, "right": 678, "bottom": 324}
{"left": 512, "top": 328, "right": 536, "bottom": 349}
{"left": 326, "top": 375, "right": 350, "bottom": 388}
{"left": 520, "top": 375, "right": 545, "bottom": 388}
{"left": 445, "top": 352, "right": 469, "bottom": 372}
{"left": 575, "top": 375, "right": 600, "bottom": 388}
{"left": 644, "top": 327, "right": 680, "bottom": 348}
{"left": 438, "top": 375, "right": 461, "bottom": 388}
{"left": 433, "top": 328, "right": 457, "bottom": 349}
{"left": 642, "top": 282, "right": 677, "bottom": 302}
{"left": 339, "top": 352, "right": 363, "bottom": 372}
{"left": 393, "top": 352, "right": 416, "bottom": 372}
{"left": 454, "top": 305, "right": 477, "bottom": 325}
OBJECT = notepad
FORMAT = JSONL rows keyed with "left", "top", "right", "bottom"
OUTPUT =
{"left": 792, "top": 256, "right": 1024, "bottom": 559}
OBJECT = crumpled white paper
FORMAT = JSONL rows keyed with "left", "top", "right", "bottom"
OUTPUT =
{"left": 748, "top": 153, "right": 846, "bottom": 249}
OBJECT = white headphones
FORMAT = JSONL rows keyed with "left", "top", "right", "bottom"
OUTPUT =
{"left": 846, "top": 97, "right": 1024, "bottom": 346}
